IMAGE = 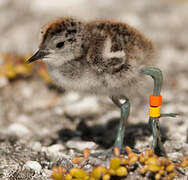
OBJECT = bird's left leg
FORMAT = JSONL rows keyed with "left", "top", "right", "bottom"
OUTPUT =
{"left": 73, "top": 96, "right": 132, "bottom": 157}
{"left": 111, "top": 95, "right": 130, "bottom": 152}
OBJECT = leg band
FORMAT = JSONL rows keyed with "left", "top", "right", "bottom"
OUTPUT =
{"left": 149, "top": 106, "right": 160, "bottom": 118}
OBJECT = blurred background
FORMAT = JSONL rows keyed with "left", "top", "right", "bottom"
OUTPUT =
{"left": 0, "top": 0, "right": 188, "bottom": 178}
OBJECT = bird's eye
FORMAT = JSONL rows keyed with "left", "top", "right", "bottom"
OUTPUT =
{"left": 56, "top": 41, "right": 64, "bottom": 48}
{"left": 68, "top": 38, "right": 73, "bottom": 42}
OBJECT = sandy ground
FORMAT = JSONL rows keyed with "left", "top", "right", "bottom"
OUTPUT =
{"left": 0, "top": 0, "right": 188, "bottom": 179}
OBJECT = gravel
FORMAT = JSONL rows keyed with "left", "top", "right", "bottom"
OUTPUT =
{"left": 25, "top": 161, "right": 42, "bottom": 173}
{"left": 0, "top": 0, "right": 188, "bottom": 179}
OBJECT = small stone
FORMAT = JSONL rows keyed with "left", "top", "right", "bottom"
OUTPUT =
{"left": 42, "top": 169, "right": 52, "bottom": 177}
{"left": 21, "top": 86, "right": 33, "bottom": 98}
{"left": 0, "top": 77, "right": 8, "bottom": 88}
{"left": 66, "top": 140, "right": 97, "bottom": 151}
{"left": 182, "top": 144, "right": 188, "bottom": 156}
{"left": 25, "top": 161, "right": 42, "bottom": 173}
{"left": 28, "top": 141, "right": 42, "bottom": 152}
{"left": 47, "top": 144, "right": 65, "bottom": 154}
{"left": 168, "top": 152, "right": 183, "bottom": 162}
{"left": 8, "top": 123, "right": 30, "bottom": 137}
{"left": 63, "top": 92, "right": 80, "bottom": 104}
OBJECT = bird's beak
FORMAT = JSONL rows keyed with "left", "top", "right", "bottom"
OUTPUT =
{"left": 26, "top": 50, "right": 49, "bottom": 64}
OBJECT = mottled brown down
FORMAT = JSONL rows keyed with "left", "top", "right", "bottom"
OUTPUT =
{"left": 35, "top": 17, "right": 154, "bottom": 98}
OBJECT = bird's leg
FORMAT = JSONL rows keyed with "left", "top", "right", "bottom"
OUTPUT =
{"left": 73, "top": 96, "right": 131, "bottom": 157}
{"left": 111, "top": 96, "right": 130, "bottom": 152}
{"left": 149, "top": 117, "right": 166, "bottom": 156}
{"left": 140, "top": 67, "right": 166, "bottom": 156}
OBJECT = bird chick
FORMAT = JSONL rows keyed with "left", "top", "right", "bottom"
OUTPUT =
{"left": 28, "top": 17, "right": 154, "bottom": 98}
{"left": 27, "top": 17, "right": 154, "bottom": 152}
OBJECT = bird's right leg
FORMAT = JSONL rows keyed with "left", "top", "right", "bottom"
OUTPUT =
{"left": 140, "top": 67, "right": 166, "bottom": 156}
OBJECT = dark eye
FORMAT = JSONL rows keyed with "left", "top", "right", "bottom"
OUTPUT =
{"left": 68, "top": 38, "right": 73, "bottom": 42}
{"left": 56, "top": 41, "right": 64, "bottom": 48}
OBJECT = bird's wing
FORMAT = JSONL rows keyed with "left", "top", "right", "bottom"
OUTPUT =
{"left": 87, "top": 35, "right": 127, "bottom": 74}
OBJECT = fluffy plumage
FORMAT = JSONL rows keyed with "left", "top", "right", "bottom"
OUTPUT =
{"left": 28, "top": 17, "right": 154, "bottom": 98}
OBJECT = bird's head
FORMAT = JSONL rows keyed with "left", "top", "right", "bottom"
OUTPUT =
{"left": 27, "top": 17, "right": 86, "bottom": 66}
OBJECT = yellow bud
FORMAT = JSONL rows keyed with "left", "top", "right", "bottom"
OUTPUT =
{"left": 90, "top": 166, "right": 107, "bottom": 179}
{"left": 139, "top": 153, "right": 145, "bottom": 163}
{"left": 158, "top": 169, "right": 165, "bottom": 175}
{"left": 70, "top": 168, "right": 87, "bottom": 178}
{"left": 180, "top": 157, "right": 188, "bottom": 168}
{"left": 121, "top": 158, "right": 128, "bottom": 165}
{"left": 72, "top": 157, "right": 84, "bottom": 164}
{"left": 51, "top": 166, "right": 66, "bottom": 180}
{"left": 102, "top": 174, "right": 111, "bottom": 180}
{"left": 166, "top": 172, "right": 176, "bottom": 180}
{"left": 160, "top": 157, "right": 170, "bottom": 166}
{"left": 89, "top": 178, "right": 95, "bottom": 180}
{"left": 90, "top": 167, "right": 101, "bottom": 179}
{"left": 5, "top": 63, "right": 16, "bottom": 79}
{"left": 84, "top": 176, "right": 90, "bottom": 180}
{"left": 83, "top": 148, "right": 90, "bottom": 158}
{"left": 98, "top": 166, "right": 107, "bottom": 174}
{"left": 125, "top": 146, "right": 132, "bottom": 153}
{"left": 147, "top": 164, "right": 161, "bottom": 172}
{"left": 110, "top": 158, "right": 121, "bottom": 169}
{"left": 166, "top": 164, "right": 175, "bottom": 172}
{"left": 146, "top": 157, "right": 160, "bottom": 166}
{"left": 115, "top": 166, "right": 128, "bottom": 176}
{"left": 113, "top": 147, "right": 120, "bottom": 157}
{"left": 139, "top": 165, "right": 148, "bottom": 174}
{"left": 148, "top": 149, "right": 154, "bottom": 157}
{"left": 108, "top": 169, "right": 116, "bottom": 175}
{"left": 65, "top": 174, "right": 72, "bottom": 180}
{"left": 128, "top": 155, "right": 138, "bottom": 164}
{"left": 51, "top": 173, "right": 63, "bottom": 180}
{"left": 155, "top": 173, "right": 161, "bottom": 180}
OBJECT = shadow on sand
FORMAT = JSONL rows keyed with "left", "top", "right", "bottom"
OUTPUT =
{"left": 55, "top": 118, "right": 168, "bottom": 150}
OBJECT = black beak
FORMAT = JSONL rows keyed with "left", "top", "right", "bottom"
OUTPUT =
{"left": 26, "top": 50, "right": 49, "bottom": 64}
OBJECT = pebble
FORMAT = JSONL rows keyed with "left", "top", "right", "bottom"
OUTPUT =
{"left": 42, "top": 169, "right": 52, "bottom": 177}
{"left": 8, "top": 123, "right": 30, "bottom": 137}
{"left": 25, "top": 161, "right": 42, "bottom": 173}
{"left": 168, "top": 152, "right": 183, "bottom": 162}
{"left": 0, "top": 77, "right": 8, "bottom": 88}
{"left": 63, "top": 92, "right": 80, "bottom": 104}
{"left": 21, "top": 86, "right": 33, "bottom": 98}
{"left": 66, "top": 140, "right": 97, "bottom": 151}
{"left": 47, "top": 144, "right": 65, "bottom": 154}
{"left": 28, "top": 141, "right": 42, "bottom": 152}
{"left": 172, "top": 136, "right": 185, "bottom": 151}
{"left": 182, "top": 144, "right": 188, "bottom": 156}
